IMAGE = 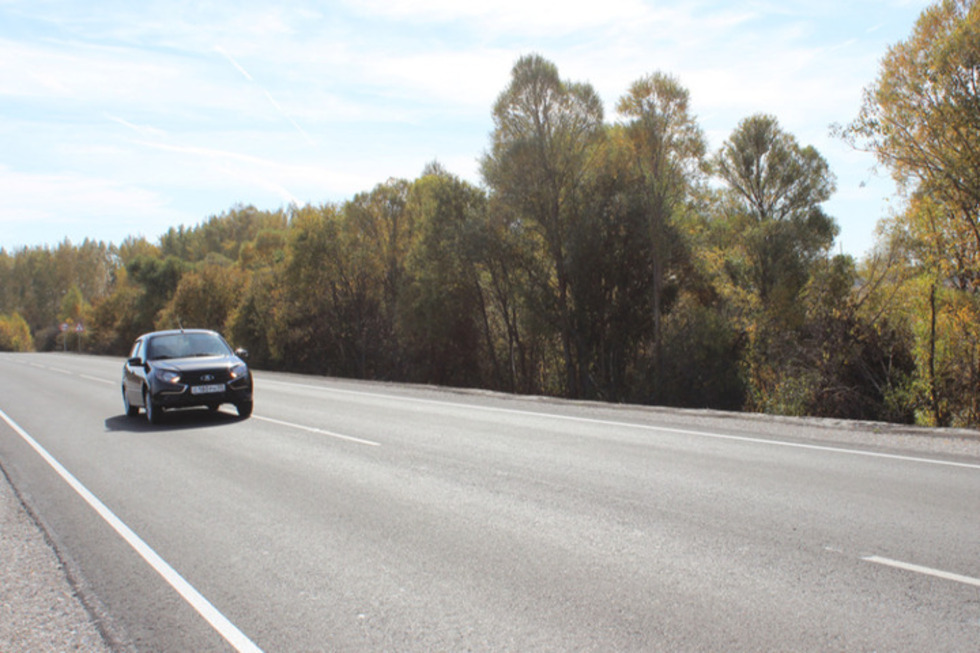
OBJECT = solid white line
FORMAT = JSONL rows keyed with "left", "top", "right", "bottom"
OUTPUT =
{"left": 253, "top": 415, "right": 381, "bottom": 447}
{"left": 0, "top": 408, "right": 264, "bottom": 653}
{"left": 260, "top": 379, "right": 980, "bottom": 470}
{"left": 863, "top": 555, "right": 980, "bottom": 588}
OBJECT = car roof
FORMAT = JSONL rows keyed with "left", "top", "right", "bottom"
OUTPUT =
{"left": 139, "top": 329, "right": 221, "bottom": 339}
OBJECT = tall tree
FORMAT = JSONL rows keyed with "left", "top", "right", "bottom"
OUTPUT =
{"left": 617, "top": 73, "right": 706, "bottom": 391}
{"left": 481, "top": 54, "right": 604, "bottom": 396}
{"left": 344, "top": 179, "right": 413, "bottom": 371}
{"left": 715, "top": 114, "right": 837, "bottom": 319}
{"left": 842, "top": 0, "right": 980, "bottom": 293}
{"left": 712, "top": 115, "right": 838, "bottom": 413}
{"left": 563, "top": 134, "right": 656, "bottom": 401}
{"left": 841, "top": 0, "right": 980, "bottom": 425}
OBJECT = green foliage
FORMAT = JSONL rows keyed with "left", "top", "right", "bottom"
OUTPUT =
{"left": 616, "top": 73, "right": 707, "bottom": 400}
{"left": 658, "top": 296, "right": 745, "bottom": 410}
{"left": 482, "top": 54, "right": 606, "bottom": 397}
{"left": 708, "top": 115, "right": 845, "bottom": 415}
{"left": 398, "top": 166, "right": 489, "bottom": 387}
{"left": 227, "top": 268, "right": 279, "bottom": 368}
{"left": 714, "top": 114, "right": 838, "bottom": 320}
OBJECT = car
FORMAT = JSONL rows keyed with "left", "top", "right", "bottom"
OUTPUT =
{"left": 122, "top": 329, "right": 253, "bottom": 424}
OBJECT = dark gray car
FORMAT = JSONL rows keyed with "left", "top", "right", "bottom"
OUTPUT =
{"left": 122, "top": 329, "right": 253, "bottom": 424}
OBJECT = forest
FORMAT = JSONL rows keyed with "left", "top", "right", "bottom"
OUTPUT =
{"left": 1, "top": 0, "right": 978, "bottom": 427}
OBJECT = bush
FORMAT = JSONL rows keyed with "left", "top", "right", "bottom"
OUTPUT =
{"left": 0, "top": 313, "right": 34, "bottom": 352}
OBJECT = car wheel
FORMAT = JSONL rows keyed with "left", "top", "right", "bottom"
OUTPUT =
{"left": 123, "top": 386, "right": 139, "bottom": 417}
{"left": 236, "top": 400, "right": 253, "bottom": 419}
{"left": 144, "top": 388, "right": 163, "bottom": 425}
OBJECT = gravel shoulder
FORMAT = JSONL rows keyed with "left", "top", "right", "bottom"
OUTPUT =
{"left": 0, "top": 466, "right": 111, "bottom": 653}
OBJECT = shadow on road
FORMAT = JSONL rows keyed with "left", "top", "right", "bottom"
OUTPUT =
{"left": 105, "top": 408, "right": 246, "bottom": 433}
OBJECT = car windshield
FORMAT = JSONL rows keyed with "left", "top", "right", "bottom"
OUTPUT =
{"left": 146, "top": 333, "right": 232, "bottom": 360}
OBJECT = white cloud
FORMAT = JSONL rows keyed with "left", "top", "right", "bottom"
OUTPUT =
{"left": 0, "top": 37, "right": 178, "bottom": 101}
{"left": 0, "top": 165, "right": 165, "bottom": 221}
{"left": 0, "top": 0, "right": 933, "bottom": 253}
{"left": 345, "top": 0, "right": 651, "bottom": 34}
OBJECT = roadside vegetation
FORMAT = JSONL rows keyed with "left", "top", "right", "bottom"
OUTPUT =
{"left": 2, "top": 0, "right": 977, "bottom": 427}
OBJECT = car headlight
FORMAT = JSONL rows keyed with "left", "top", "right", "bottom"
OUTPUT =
{"left": 230, "top": 363, "right": 248, "bottom": 380}
{"left": 156, "top": 369, "right": 181, "bottom": 384}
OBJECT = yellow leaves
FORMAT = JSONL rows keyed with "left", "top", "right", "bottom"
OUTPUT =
{"left": 0, "top": 312, "right": 34, "bottom": 352}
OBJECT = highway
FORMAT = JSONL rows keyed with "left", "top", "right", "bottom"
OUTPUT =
{"left": 1, "top": 352, "right": 978, "bottom": 651}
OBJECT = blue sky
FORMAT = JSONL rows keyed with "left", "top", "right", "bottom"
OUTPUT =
{"left": 1, "top": 0, "right": 931, "bottom": 255}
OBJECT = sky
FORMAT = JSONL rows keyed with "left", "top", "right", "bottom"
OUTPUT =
{"left": 1, "top": 0, "right": 932, "bottom": 256}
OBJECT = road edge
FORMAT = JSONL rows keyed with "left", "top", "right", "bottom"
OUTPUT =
{"left": 0, "top": 460, "right": 117, "bottom": 652}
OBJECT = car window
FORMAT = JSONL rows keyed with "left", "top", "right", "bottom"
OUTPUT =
{"left": 146, "top": 333, "right": 232, "bottom": 360}
{"left": 129, "top": 339, "right": 143, "bottom": 360}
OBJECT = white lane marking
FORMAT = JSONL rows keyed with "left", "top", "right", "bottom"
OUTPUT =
{"left": 13, "top": 367, "right": 978, "bottom": 469}
{"left": 80, "top": 374, "right": 115, "bottom": 385}
{"left": 863, "top": 555, "right": 980, "bottom": 588}
{"left": 253, "top": 415, "right": 381, "bottom": 447}
{"left": 0, "top": 408, "right": 264, "bottom": 653}
{"left": 260, "top": 379, "right": 980, "bottom": 471}
{"left": 6, "top": 365, "right": 379, "bottom": 447}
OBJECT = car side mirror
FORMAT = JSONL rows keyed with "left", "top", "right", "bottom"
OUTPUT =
{"left": 127, "top": 356, "right": 143, "bottom": 367}
{"left": 235, "top": 348, "right": 249, "bottom": 360}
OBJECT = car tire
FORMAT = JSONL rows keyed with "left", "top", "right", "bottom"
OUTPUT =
{"left": 123, "top": 386, "right": 139, "bottom": 417}
{"left": 144, "top": 388, "right": 162, "bottom": 425}
{"left": 236, "top": 401, "right": 253, "bottom": 419}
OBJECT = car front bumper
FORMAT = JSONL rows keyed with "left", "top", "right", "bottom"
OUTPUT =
{"left": 150, "top": 376, "right": 252, "bottom": 409}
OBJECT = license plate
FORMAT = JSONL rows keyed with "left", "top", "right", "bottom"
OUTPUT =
{"left": 191, "top": 384, "right": 225, "bottom": 395}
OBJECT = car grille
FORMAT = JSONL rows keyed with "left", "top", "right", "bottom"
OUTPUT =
{"left": 182, "top": 368, "right": 232, "bottom": 384}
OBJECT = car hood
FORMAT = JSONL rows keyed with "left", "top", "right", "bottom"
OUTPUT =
{"left": 151, "top": 355, "right": 242, "bottom": 371}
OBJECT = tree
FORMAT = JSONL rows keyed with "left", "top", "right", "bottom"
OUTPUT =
{"left": 273, "top": 203, "right": 389, "bottom": 377}
{"left": 125, "top": 255, "right": 187, "bottom": 333}
{"left": 157, "top": 259, "right": 247, "bottom": 332}
{"left": 469, "top": 191, "right": 541, "bottom": 394}
{"left": 712, "top": 115, "right": 838, "bottom": 413}
{"left": 841, "top": 0, "right": 980, "bottom": 425}
{"left": 88, "top": 265, "right": 144, "bottom": 354}
{"left": 481, "top": 54, "right": 605, "bottom": 396}
{"left": 343, "top": 179, "right": 413, "bottom": 373}
{"left": 617, "top": 72, "right": 706, "bottom": 393}
{"left": 58, "top": 284, "right": 90, "bottom": 351}
{"left": 842, "top": 0, "right": 980, "bottom": 292}
{"left": 399, "top": 164, "right": 489, "bottom": 387}
{"left": 226, "top": 267, "right": 279, "bottom": 368}
{"left": 715, "top": 114, "right": 838, "bottom": 320}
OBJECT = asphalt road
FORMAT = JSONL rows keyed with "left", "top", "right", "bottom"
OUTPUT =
{"left": 1, "top": 352, "right": 978, "bottom": 652}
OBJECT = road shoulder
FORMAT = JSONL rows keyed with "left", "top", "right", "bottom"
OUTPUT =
{"left": 0, "top": 466, "right": 111, "bottom": 653}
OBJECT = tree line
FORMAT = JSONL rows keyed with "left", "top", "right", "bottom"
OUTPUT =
{"left": 2, "top": 0, "right": 977, "bottom": 427}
